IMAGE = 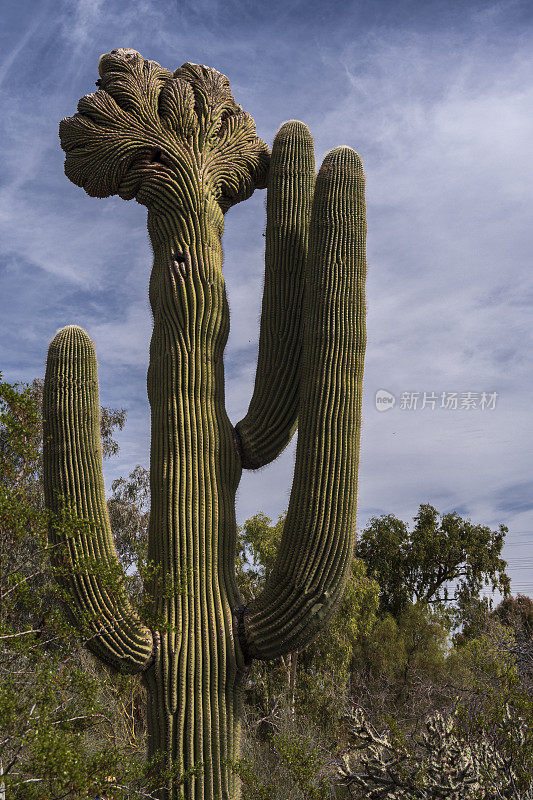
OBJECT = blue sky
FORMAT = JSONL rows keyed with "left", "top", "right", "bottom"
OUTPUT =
{"left": 1, "top": 0, "right": 532, "bottom": 601}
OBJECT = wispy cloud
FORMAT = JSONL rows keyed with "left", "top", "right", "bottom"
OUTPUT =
{"left": 60, "top": 0, "right": 105, "bottom": 48}
{"left": 0, "top": 9, "right": 47, "bottom": 89}
{"left": 1, "top": 0, "right": 532, "bottom": 595}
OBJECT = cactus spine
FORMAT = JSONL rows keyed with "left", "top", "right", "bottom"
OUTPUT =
{"left": 43, "top": 49, "right": 366, "bottom": 800}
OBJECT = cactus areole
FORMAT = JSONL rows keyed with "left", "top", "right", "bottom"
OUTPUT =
{"left": 43, "top": 49, "right": 367, "bottom": 799}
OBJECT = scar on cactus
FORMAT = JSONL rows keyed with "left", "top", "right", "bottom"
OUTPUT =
{"left": 44, "top": 48, "right": 366, "bottom": 799}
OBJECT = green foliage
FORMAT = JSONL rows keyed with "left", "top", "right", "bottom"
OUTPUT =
{"left": 234, "top": 709, "right": 335, "bottom": 800}
{"left": 236, "top": 512, "right": 285, "bottom": 604}
{"left": 0, "top": 375, "right": 149, "bottom": 797}
{"left": 0, "top": 376, "right": 42, "bottom": 497}
{"left": 235, "top": 505, "right": 530, "bottom": 782}
{"left": 348, "top": 602, "right": 453, "bottom": 732}
{"left": 236, "top": 511, "right": 380, "bottom": 739}
{"left": 295, "top": 558, "right": 380, "bottom": 738}
{"left": 494, "top": 593, "right": 533, "bottom": 643}
{"left": 447, "top": 615, "right": 533, "bottom": 793}
{"left": 0, "top": 650, "right": 147, "bottom": 799}
{"left": 99, "top": 405, "right": 127, "bottom": 459}
{"left": 107, "top": 465, "right": 150, "bottom": 605}
{"left": 355, "top": 504, "right": 511, "bottom": 624}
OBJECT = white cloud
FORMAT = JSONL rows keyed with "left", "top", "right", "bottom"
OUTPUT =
{"left": 2, "top": 0, "right": 532, "bottom": 596}
{"left": 309, "top": 25, "right": 533, "bottom": 594}
{"left": 91, "top": 301, "right": 153, "bottom": 366}
{"left": 0, "top": 9, "right": 47, "bottom": 89}
{"left": 60, "top": 0, "right": 105, "bottom": 47}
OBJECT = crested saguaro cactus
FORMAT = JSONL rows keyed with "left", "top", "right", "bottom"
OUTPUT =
{"left": 43, "top": 49, "right": 367, "bottom": 799}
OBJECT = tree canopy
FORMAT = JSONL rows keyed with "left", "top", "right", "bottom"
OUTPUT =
{"left": 354, "top": 503, "right": 511, "bottom": 624}
{"left": 0, "top": 375, "right": 147, "bottom": 798}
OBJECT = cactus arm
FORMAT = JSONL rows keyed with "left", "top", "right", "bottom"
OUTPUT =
{"left": 43, "top": 325, "right": 154, "bottom": 673}
{"left": 243, "top": 146, "right": 367, "bottom": 660}
{"left": 234, "top": 121, "right": 315, "bottom": 469}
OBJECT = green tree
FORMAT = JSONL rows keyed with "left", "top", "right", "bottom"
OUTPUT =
{"left": 446, "top": 614, "right": 533, "bottom": 795}
{"left": 235, "top": 511, "right": 380, "bottom": 744}
{"left": 0, "top": 375, "right": 149, "bottom": 798}
{"left": 348, "top": 602, "right": 453, "bottom": 733}
{"left": 493, "top": 594, "right": 533, "bottom": 689}
{"left": 455, "top": 592, "right": 533, "bottom": 675}
{"left": 107, "top": 465, "right": 150, "bottom": 606}
{"left": 0, "top": 374, "right": 128, "bottom": 644}
{"left": 494, "top": 594, "right": 533, "bottom": 645}
{"left": 355, "top": 504, "right": 511, "bottom": 625}
{"left": 235, "top": 512, "right": 533, "bottom": 800}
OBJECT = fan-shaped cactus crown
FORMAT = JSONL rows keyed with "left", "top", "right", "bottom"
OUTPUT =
{"left": 59, "top": 48, "right": 270, "bottom": 220}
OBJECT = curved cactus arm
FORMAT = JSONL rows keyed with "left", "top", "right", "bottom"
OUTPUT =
{"left": 243, "top": 146, "right": 367, "bottom": 660}
{"left": 234, "top": 120, "right": 315, "bottom": 469}
{"left": 43, "top": 325, "right": 154, "bottom": 674}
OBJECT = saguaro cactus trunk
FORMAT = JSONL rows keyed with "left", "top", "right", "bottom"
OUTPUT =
{"left": 43, "top": 49, "right": 366, "bottom": 800}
